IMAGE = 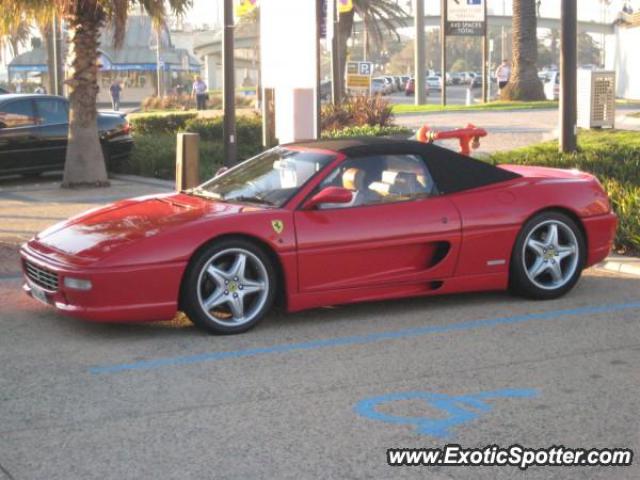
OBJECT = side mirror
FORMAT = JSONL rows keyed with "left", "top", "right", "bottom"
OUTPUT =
{"left": 303, "top": 186, "right": 352, "bottom": 210}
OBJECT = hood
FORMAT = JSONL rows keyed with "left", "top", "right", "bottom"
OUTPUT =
{"left": 35, "top": 193, "right": 251, "bottom": 260}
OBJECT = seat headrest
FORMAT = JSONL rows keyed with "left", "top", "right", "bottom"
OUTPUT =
{"left": 342, "top": 168, "right": 365, "bottom": 191}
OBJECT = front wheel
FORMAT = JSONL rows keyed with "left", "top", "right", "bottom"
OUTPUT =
{"left": 181, "top": 239, "right": 277, "bottom": 334}
{"left": 510, "top": 212, "right": 585, "bottom": 300}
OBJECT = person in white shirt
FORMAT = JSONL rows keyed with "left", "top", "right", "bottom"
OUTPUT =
{"left": 495, "top": 60, "right": 511, "bottom": 91}
{"left": 191, "top": 76, "right": 209, "bottom": 111}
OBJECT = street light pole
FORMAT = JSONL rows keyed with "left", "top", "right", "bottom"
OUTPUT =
{"left": 223, "top": 0, "right": 237, "bottom": 166}
{"left": 440, "top": 0, "right": 447, "bottom": 106}
{"left": 414, "top": 0, "right": 426, "bottom": 105}
{"left": 560, "top": 0, "right": 577, "bottom": 153}
{"left": 155, "top": 28, "right": 162, "bottom": 97}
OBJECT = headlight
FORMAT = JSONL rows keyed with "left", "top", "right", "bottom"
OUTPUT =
{"left": 64, "top": 277, "right": 93, "bottom": 291}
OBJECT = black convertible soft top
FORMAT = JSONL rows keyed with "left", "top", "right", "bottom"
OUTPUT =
{"left": 287, "top": 137, "right": 521, "bottom": 195}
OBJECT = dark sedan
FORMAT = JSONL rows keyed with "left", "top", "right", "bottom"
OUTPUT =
{"left": 0, "top": 94, "right": 133, "bottom": 177}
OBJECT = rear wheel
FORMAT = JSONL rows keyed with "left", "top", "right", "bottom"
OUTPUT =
{"left": 181, "top": 239, "right": 276, "bottom": 334}
{"left": 510, "top": 212, "right": 585, "bottom": 300}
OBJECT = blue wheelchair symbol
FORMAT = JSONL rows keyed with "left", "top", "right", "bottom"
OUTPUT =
{"left": 355, "top": 388, "right": 538, "bottom": 439}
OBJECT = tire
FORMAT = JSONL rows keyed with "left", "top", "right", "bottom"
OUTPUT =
{"left": 510, "top": 211, "right": 585, "bottom": 300}
{"left": 181, "top": 238, "right": 277, "bottom": 334}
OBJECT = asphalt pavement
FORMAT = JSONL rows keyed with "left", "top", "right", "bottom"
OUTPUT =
{"left": 1, "top": 266, "right": 639, "bottom": 479}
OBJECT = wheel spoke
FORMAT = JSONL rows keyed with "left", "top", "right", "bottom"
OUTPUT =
{"left": 203, "top": 289, "right": 226, "bottom": 310}
{"left": 528, "top": 258, "right": 549, "bottom": 279}
{"left": 548, "top": 260, "right": 563, "bottom": 284}
{"left": 228, "top": 295, "right": 245, "bottom": 319}
{"left": 546, "top": 223, "right": 559, "bottom": 248}
{"left": 556, "top": 244, "right": 576, "bottom": 261}
{"left": 229, "top": 253, "right": 247, "bottom": 280}
{"left": 242, "top": 279, "right": 265, "bottom": 295}
{"left": 527, "top": 239, "right": 546, "bottom": 256}
{"left": 207, "top": 265, "right": 228, "bottom": 286}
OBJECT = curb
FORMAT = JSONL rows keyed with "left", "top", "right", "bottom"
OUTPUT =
{"left": 109, "top": 174, "right": 174, "bottom": 189}
{"left": 596, "top": 256, "right": 640, "bottom": 277}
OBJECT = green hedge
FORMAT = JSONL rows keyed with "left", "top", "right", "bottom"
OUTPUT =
{"left": 184, "top": 115, "right": 263, "bottom": 146}
{"left": 323, "top": 125, "right": 413, "bottom": 139}
{"left": 128, "top": 112, "right": 198, "bottom": 135}
{"left": 122, "top": 120, "right": 415, "bottom": 184}
{"left": 490, "top": 130, "right": 640, "bottom": 254}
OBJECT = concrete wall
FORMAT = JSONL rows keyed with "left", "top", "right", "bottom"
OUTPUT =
{"left": 607, "top": 23, "right": 640, "bottom": 100}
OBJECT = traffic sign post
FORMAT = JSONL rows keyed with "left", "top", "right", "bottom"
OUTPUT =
{"left": 346, "top": 61, "right": 373, "bottom": 95}
{"left": 442, "top": 0, "right": 488, "bottom": 105}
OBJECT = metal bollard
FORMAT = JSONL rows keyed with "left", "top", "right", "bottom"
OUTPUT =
{"left": 466, "top": 87, "right": 474, "bottom": 106}
{"left": 176, "top": 133, "right": 200, "bottom": 191}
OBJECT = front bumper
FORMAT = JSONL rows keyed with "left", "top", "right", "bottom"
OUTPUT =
{"left": 21, "top": 244, "right": 186, "bottom": 323}
{"left": 583, "top": 212, "right": 618, "bottom": 267}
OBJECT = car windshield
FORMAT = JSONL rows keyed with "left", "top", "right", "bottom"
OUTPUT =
{"left": 190, "top": 147, "right": 335, "bottom": 207}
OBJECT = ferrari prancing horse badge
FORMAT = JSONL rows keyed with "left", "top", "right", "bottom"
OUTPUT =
{"left": 271, "top": 220, "right": 284, "bottom": 234}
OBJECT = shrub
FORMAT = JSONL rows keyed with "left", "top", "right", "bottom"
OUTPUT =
{"left": 128, "top": 112, "right": 198, "bottom": 135}
{"left": 323, "top": 125, "right": 413, "bottom": 139}
{"left": 184, "top": 114, "right": 263, "bottom": 147}
{"left": 141, "top": 93, "right": 255, "bottom": 112}
{"left": 490, "top": 130, "right": 640, "bottom": 254}
{"left": 321, "top": 94, "right": 394, "bottom": 131}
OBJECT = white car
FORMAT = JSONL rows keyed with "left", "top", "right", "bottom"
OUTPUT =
{"left": 426, "top": 76, "right": 442, "bottom": 91}
{"left": 544, "top": 71, "right": 560, "bottom": 100}
{"left": 371, "top": 78, "right": 387, "bottom": 96}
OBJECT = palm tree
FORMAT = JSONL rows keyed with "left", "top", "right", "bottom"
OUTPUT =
{"left": 337, "top": 0, "right": 408, "bottom": 93}
{"left": 501, "top": 0, "right": 545, "bottom": 101}
{"left": 0, "top": 18, "right": 31, "bottom": 59}
{"left": 1, "top": 1, "right": 192, "bottom": 188}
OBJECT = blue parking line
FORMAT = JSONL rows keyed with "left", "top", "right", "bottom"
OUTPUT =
{"left": 90, "top": 300, "right": 640, "bottom": 375}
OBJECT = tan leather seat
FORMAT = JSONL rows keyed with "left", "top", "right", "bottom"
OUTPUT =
{"left": 342, "top": 168, "right": 366, "bottom": 191}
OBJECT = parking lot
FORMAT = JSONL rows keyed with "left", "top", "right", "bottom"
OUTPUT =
{"left": 1, "top": 265, "right": 639, "bottom": 479}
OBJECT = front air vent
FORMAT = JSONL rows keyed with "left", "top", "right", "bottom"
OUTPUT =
{"left": 24, "top": 261, "right": 59, "bottom": 292}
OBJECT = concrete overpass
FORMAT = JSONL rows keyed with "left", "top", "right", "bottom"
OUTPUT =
{"left": 353, "top": 14, "right": 615, "bottom": 35}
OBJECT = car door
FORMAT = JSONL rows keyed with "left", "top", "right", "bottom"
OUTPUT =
{"left": 293, "top": 153, "right": 462, "bottom": 293}
{"left": 33, "top": 97, "right": 69, "bottom": 168}
{"left": 0, "top": 98, "right": 40, "bottom": 174}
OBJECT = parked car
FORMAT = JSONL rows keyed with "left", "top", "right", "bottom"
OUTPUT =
{"left": 544, "top": 71, "right": 560, "bottom": 100}
{"left": 450, "top": 73, "right": 464, "bottom": 85}
{"left": 371, "top": 78, "right": 387, "bottom": 96}
{"left": 393, "top": 76, "right": 404, "bottom": 91}
{"left": 400, "top": 76, "right": 410, "bottom": 89}
{"left": 426, "top": 76, "right": 442, "bottom": 91}
{"left": 471, "top": 75, "right": 483, "bottom": 89}
{"left": 20, "top": 138, "right": 617, "bottom": 334}
{"left": 319, "top": 80, "right": 332, "bottom": 101}
{"left": 383, "top": 76, "right": 396, "bottom": 93}
{"left": 0, "top": 94, "right": 133, "bottom": 177}
{"left": 0, "top": 87, "right": 10, "bottom": 95}
{"left": 404, "top": 78, "right": 429, "bottom": 97}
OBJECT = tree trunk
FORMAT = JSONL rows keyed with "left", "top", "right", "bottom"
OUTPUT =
{"left": 40, "top": 23, "right": 57, "bottom": 95}
{"left": 501, "top": 0, "right": 545, "bottom": 101}
{"left": 337, "top": 9, "right": 355, "bottom": 99}
{"left": 61, "top": 0, "right": 109, "bottom": 188}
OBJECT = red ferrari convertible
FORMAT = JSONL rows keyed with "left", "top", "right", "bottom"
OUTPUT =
{"left": 21, "top": 138, "right": 617, "bottom": 334}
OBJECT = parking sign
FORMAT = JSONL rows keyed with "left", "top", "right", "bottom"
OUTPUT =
{"left": 446, "top": 0, "right": 486, "bottom": 36}
{"left": 359, "top": 62, "right": 372, "bottom": 76}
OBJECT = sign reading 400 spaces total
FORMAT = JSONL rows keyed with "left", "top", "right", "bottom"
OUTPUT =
{"left": 446, "top": 0, "right": 486, "bottom": 36}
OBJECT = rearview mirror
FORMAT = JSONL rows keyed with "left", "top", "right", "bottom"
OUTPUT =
{"left": 303, "top": 186, "right": 352, "bottom": 209}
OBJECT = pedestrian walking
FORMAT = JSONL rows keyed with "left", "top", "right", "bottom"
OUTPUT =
{"left": 495, "top": 59, "right": 511, "bottom": 92}
{"left": 192, "top": 76, "right": 208, "bottom": 111}
{"left": 110, "top": 80, "right": 122, "bottom": 111}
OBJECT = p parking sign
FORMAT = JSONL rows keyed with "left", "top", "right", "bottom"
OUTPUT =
{"left": 346, "top": 61, "right": 373, "bottom": 94}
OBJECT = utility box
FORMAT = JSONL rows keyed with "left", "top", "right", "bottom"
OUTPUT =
{"left": 577, "top": 70, "right": 616, "bottom": 129}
